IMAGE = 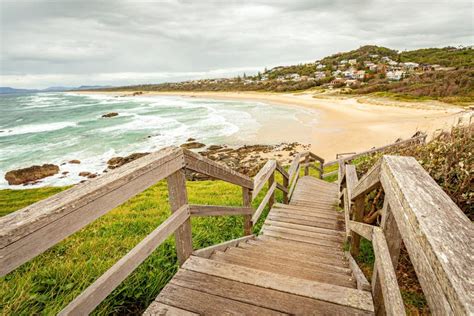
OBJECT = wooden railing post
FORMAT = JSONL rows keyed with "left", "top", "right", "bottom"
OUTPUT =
{"left": 350, "top": 195, "right": 365, "bottom": 257}
{"left": 282, "top": 175, "right": 289, "bottom": 204}
{"left": 242, "top": 187, "right": 253, "bottom": 235}
{"left": 371, "top": 199, "right": 402, "bottom": 315}
{"left": 167, "top": 169, "right": 193, "bottom": 266}
{"left": 268, "top": 172, "right": 275, "bottom": 208}
{"left": 319, "top": 158, "right": 324, "bottom": 179}
{"left": 304, "top": 154, "right": 310, "bottom": 176}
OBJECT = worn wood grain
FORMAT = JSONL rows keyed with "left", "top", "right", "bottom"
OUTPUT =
{"left": 59, "top": 205, "right": 190, "bottom": 316}
{"left": 381, "top": 155, "right": 473, "bottom": 315}
{"left": 167, "top": 170, "right": 193, "bottom": 266}
{"left": 252, "top": 160, "right": 276, "bottom": 199}
{"left": 171, "top": 269, "right": 371, "bottom": 315}
{"left": 345, "top": 251, "right": 371, "bottom": 292}
{"left": 143, "top": 302, "right": 198, "bottom": 316}
{"left": 193, "top": 235, "right": 255, "bottom": 258}
{"left": 372, "top": 227, "right": 406, "bottom": 316}
{"left": 242, "top": 187, "right": 253, "bottom": 235}
{"left": 0, "top": 146, "right": 184, "bottom": 275}
{"left": 182, "top": 256, "right": 374, "bottom": 312}
{"left": 349, "top": 221, "right": 374, "bottom": 241}
{"left": 252, "top": 182, "right": 277, "bottom": 224}
{"left": 183, "top": 148, "right": 253, "bottom": 189}
{"left": 351, "top": 159, "right": 381, "bottom": 201}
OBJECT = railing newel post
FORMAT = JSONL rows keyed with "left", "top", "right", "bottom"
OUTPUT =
{"left": 166, "top": 168, "right": 193, "bottom": 266}
{"left": 304, "top": 154, "right": 310, "bottom": 176}
{"left": 268, "top": 172, "right": 275, "bottom": 209}
{"left": 242, "top": 187, "right": 253, "bottom": 235}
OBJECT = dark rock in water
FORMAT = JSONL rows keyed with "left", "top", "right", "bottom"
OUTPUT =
{"left": 62, "top": 171, "right": 69, "bottom": 175}
{"left": 79, "top": 171, "right": 92, "bottom": 177}
{"left": 207, "top": 145, "right": 224, "bottom": 151}
{"left": 69, "top": 159, "right": 81, "bottom": 164}
{"left": 181, "top": 142, "right": 205, "bottom": 149}
{"left": 187, "top": 137, "right": 196, "bottom": 142}
{"left": 87, "top": 173, "right": 97, "bottom": 179}
{"left": 102, "top": 112, "right": 119, "bottom": 118}
{"left": 107, "top": 152, "right": 150, "bottom": 169}
{"left": 5, "top": 164, "right": 59, "bottom": 185}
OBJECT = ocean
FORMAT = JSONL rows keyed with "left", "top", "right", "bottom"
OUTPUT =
{"left": 0, "top": 92, "right": 319, "bottom": 188}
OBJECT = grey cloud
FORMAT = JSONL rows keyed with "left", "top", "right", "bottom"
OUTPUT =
{"left": 0, "top": 0, "right": 472, "bottom": 88}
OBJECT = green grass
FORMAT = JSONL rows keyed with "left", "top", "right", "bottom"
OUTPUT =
{"left": 0, "top": 163, "right": 336, "bottom": 315}
{"left": 0, "top": 178, "right": 283, "bottom": 315}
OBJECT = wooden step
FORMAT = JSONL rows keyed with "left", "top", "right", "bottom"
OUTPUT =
{"left": 248, "top": 238, "right": 347, "bottom": 261}
{"left": 168, "top": 269, "right": 371, "bottom": 315}
{"left": 180, "top": 256, "right": 374, "bottom": 313}
{"left": 264, "top": 219, "right": 345, "bottom": 239}
{"left": 274, "top": 203, "right": 342, "bottom": 215}
{"left": 267, "top": 213, "right": 345, "bottom": 231}
{"left": 227, "top": 245, "right": 352, "bottom": 275}
{"left": 210, "top": 251, "right": 356, "bottom": 288}
{"left": 272, "top": 205, "right": 343, "bottom": 219}
{"left": 157, "top": 283, "right": 285, "bottom": 315}
{"left": 262, "top": 228, "right": 345, "bottom": 249}
{"left": 238, "top": 241, "right": 349, "bottom": 269}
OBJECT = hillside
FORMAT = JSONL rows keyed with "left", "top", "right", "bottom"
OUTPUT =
{"left": 99, "top": 45, "right": 474, "bottom": 104}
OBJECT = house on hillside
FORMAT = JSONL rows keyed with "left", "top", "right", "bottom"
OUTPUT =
{"left": 313, "top": 71, "right": 326, "bottom": 80}
{"left": 340, "top": 60, "right": 348, "bottom": 65}
{"left": 348, "top": 59, "right": 357, "bottom": 65}
{"left": 386, "top": 70, "right": 405, "bottom": 81}
{"left": 316, "top": 64, "right": 325, "bottom": 70}
{"left": 355, "top": 70, "right": 366, "bottom": 79}
{"left": 403, "top": 62, "right": 419, "bottom": 71}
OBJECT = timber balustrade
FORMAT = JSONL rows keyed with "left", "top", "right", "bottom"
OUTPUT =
{"left": 339, "top": 155, "right": 473, "bottom": 316}
{"left": 0, "top": 146, "right": 326, "bottom": 315}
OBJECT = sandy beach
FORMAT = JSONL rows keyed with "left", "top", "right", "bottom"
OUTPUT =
{"left": 78, "top": 90, "right": 470, "bottom": 160}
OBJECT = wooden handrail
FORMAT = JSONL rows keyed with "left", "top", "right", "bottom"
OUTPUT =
{"left": 342, "top": 155, "right": 473, "bottom": 315}
{"left": 59, "top": 205, "right": 191, "bottom": 315}
{"left": 324, "top": 133, "right": 426, "bottom": 168}
{"left": 1, "top": 146, "right": 329, "bottom": 315}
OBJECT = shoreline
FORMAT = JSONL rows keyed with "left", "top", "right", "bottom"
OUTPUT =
{"left": 76, "top": 90, "right": 468, "bottom": 160}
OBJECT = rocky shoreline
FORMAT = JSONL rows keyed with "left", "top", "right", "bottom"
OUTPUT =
{"left": 4, "top": 141, "right": 310, "bottom": 186}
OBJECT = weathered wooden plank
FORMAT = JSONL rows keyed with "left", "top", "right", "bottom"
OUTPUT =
{"left": 351, "top": 159, "right": 381, "bottom": 200}
{"left": 287, "top": 153, "right": 302, "bottom": 182}
{"left": 324, "top": 134, "right": 426, "bottom": 167}
{"left": 288, "top": 165, "right": 300, "bottom": 200}
{"left": 252, "top": 181, "right": 277, "bottom": 224}
{"left": 270, "top": 209, "right": 343, "bottom": 223}
{"left": 345, "top": 165, "right": 358, "bottom": 193}
{"left": 350, "top": 195, "right": 366, "bottom": 257}
{"left": 275, "top": 161, "right": 289, "bottom": 180}
{"left": 143, "top": 302, "right": 198, "bottom": 316}
{"left": 372, "top": 227, "right": 406, "bottom": 316}
{"left": 267, "top": 214, "right": 343, "bottom": 231}
{"left": 343, "top": 189, "right": 351, "bottom": 239}
{"left": 372, "top": 199, "right": 402, "bottom": 315}
{"left": 59, "top": 205, "right": 190, "bottom": 316}
{"left": 225, "top": 246, "right": 352, "bottom": 276}
{"left": 211, "top": 251, "right": 356, "bottom": 288}
{"left": 167, "top": 170, "right": 193, "bottom": 266}
{"left": 268, "top": 172, "right": 275, "bottom": 209}
{"left": 242, "top": 187, "right": 253, "bottom": 235}
{"left": 158, "top": 283, "right": 285, "bottom": 315}
{"left": 345, "top": 251, "right": 371, "bottom": 292}
{"left": 262, "top": 225, "right": 343, "bottom": 245}
{"left": 273, "top": 203, "right": 341, "bottom": 215}
{"left": 183, "top": 148, "right": 253, "bottom": 189}
{"left": 182, "top": 256, "right": 374, "bottom": 312}
{"left": 193, "top": 235, "right": 255, "bottom": 258}
{"left": 262, "top": 228, "right": 342, "bottom": 249}
{"left": 304, "top": 153, "right": 311, "bottom": 176}
{"left": 0, "top": 146, "right": 184, "bottom": 275}
{"left": 171, "top": 269, "right": 371, "bottom": 316}
{"left": 265, "top": 219, "right": 344, "bottom": 237}
{"left": 348, "top": 221, "right": 374, "bottom": 241}
{"left": 252, "top": 160, "right": 276, "bottom": 199}
{"left": 189, "top": 204, "right": 253, "bottom": 217}
{"left": 381, "top": 155, "right": 473, "bottom": 315}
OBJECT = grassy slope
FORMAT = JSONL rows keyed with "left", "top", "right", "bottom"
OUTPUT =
{"left": 0, "top": 167, "right": 328, "bottom": 315}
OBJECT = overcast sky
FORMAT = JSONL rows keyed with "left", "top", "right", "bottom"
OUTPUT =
{"left": 0, "top": 0, "right": 472, "bottom": 89}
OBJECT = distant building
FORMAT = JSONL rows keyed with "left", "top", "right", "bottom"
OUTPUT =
{"left": 313, "top": 71, "right": 326, "bottom": 80}
{"left": 316, "top": 64, "right": 325, "bottom": 70}
{"left": 369, "top": 54, "right": 379, "bottom": 58}
{"left": 386, "top": 70, "right": 405, "bottom": 81}
{"left": 340, "top": 60, "right": 348, "bottom": 65}
{"left": 403, "top": 62, "right": 419, "bottom": 70}
{"left": 356, "top": 70, "right": 366, "bottom": 79}
{"left": 348, "top": 59, "right": 357, "bottom": 65}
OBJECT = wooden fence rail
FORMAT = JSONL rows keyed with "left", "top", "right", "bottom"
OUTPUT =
{"left": 0, "top": 146, "right": 326, "bottom": 315}
{"left": 339, "top": 155, "right": 473, "bottom": 316}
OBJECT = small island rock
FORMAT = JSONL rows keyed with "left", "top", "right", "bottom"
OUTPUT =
{"left": 5, "top": 164, "right": 59, "bottom": 185}
{"left": 102, "top": 112, "right": 119, "bottom": 118}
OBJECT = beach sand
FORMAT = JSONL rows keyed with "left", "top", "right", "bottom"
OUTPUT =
{"left": 77, "top": 90, "right": 470, "bottom": 160}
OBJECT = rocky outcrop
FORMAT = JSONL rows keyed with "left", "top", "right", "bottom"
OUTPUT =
{"left": 69, "top": 159, "right": 81, "bottom": 164}
{"left": 102, "top": 112, "right": 119, "bottom": 118}
{"left": 107, "top": 152, "right": 150, "bottom": 169}
{"left": 5, "top": 164, "right": 59, "bottom": 185}
{"left": 181, "top": 141, "right": 205, "bottom": 149}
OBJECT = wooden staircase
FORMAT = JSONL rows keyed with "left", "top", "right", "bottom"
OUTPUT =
{"left": 145, "top": 176, "right": 374, "bottom": 315}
